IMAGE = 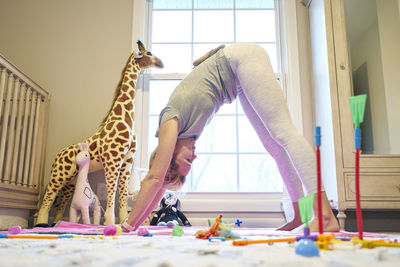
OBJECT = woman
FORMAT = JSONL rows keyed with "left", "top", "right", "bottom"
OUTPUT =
{"left": 121, "top": 43, "right": 339, "bottom": 232}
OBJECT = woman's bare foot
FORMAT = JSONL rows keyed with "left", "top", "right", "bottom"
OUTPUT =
{"left": 276, "top": 218, "right": 302, "bottom": 231}
{"left": 292, "top": 213, "right": 340, "bottom": 233}
{"left": 275, "top": 201, "right": 302, "bottom": 231}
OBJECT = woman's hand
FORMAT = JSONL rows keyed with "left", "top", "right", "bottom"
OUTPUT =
{"left": 123, "top": 119, "right": 179, "bottom": 230}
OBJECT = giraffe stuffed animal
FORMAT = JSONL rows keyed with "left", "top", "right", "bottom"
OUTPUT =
{"left": 69, "top": 142, "right": 101, "bottom": 225}
{"left": 36, "top": 41, "right": 163, "bottom": 226}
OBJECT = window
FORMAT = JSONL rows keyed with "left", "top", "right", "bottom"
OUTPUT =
{"left": 138, "top": 0, "right": 286, "bottom": 193}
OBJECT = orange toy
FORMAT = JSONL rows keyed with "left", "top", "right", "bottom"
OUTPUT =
{"left": 195, "top": 215, "right": 223, "bottom": 239}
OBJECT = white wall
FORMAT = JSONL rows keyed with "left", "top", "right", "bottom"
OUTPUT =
{"left": 0, "top": 0, "right": 133, "bottom": 195}
{"left": 376, "top": 0, "right": 400, "bottom": 154}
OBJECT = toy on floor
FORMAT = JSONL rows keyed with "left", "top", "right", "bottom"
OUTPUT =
{"left": 196, "top": 215, "right": 239, "bottom": 240}
{"left": 103, "top": 224, "right": 122, "bottom": 236}
{"left": 314, "top": 126, "right": 323, "bottom": 234}
{"left": 172, "top": 225, "right": 184, "bottom": 237}
{"left": 150, "top": 192, "right": 191, "bottom": 227}
{"left": 349, "top": 94, "right": 367, "bottom": 240}
{"left": 69, "top": 142, "right": 101, "bottom": 225}
{"left": 8, "top": 226, "right": 22, "bottom": 235}
{"left": 35, "top": 41, "right": 163, "bottom": 227}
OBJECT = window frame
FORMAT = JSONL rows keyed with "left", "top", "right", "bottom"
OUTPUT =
{"left": 132, "top": 0, "right": 304, "bottom": 214}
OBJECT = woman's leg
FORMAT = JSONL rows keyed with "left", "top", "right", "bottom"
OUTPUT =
{"left": 225, "top": 43, "right": 338, "bottom": 232}
{"left": 238, "top": 91, "right": 303, "bottom": 230}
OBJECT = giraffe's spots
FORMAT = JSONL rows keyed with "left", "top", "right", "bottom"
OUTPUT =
{"left": 109, "top": 129, "right": 116, "bottom": 138}
{"left": 115, "top": 137, "right": 127, "bottom": 146}
{"left": 104, "top": 153, "right": 110, "bottom": 161}
{"left": 121, "top": 85, "right": 129, "bottom": 92}
{"left": 126, "top": 157, "right": 133, "bottom": 164}
{"left": 64, "top": 156, "right": 72, "bottom": 164}
{"left": 124, "top": 114, "right": 132, "bottom": 128}
{"left": 103, "top": 144, "right": 109, "bottom": 151}
{"left": 120, "top": 130, "right": 129, "bottom": 139}
{"left": 123, "top": 76, "right": 129, "bottom": 83}
{"left": 110, "top": 150, "right": 118, "bottom": 157}
{"left": 106, "top": 122, "right": 115, "bottom": 131}
{"left": 119, "top": 93, "right": 129, "bottom": 102}
{"left": 125, "top": 101, "right": 133, "bottom": 110}
{"left": 65, "top": 165, "right": 71, "bottom": 170}
{"left": 128, "top": 89, "right": 135, "bottom": 99}
{"left": 52, "top": 188, "right": 57, "bottom": 193}
{"left": 58, "top": 165, "right": 63, "bottom": 171}
{"left": 129, "top": 80, "right": 136, "bottom": 88}
{"left": 129, "top": 74, "right": 137, "bottom": 80}
{"left": 119, "top": 147, "right": 124, "bottom": 152}
{"left": 69, "top": 151, "right": 74, "bottom": 158}
{"left": 113, "top": 104, "right": 122, "bottom": 116}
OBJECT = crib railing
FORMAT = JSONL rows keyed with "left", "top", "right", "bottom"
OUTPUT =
{"left": 0, "top": 53, "right": 50, "bottom": 209}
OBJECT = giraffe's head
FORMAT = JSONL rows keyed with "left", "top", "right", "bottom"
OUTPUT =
{"left": 134, "top": 40, "right": 164, "bottom": 70}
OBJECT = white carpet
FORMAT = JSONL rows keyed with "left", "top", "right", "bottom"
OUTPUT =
{"left": 1, "top": 233, "right": 400, "bottom": 266}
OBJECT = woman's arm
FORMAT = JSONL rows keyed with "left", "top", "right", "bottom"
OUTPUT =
{"left": 123, "top": 119, "right": 179, "bottom": 230}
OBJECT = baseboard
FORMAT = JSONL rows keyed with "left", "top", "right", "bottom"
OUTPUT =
{"left": 338, "top": 209, "right": 400, "bottom": 232}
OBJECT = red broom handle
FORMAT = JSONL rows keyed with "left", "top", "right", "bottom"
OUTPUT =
{"left": 316, "top": 145, "right": 323, "bottom": 234}
{"left": 355, "top": 147, "right": 363, "bottom": 240}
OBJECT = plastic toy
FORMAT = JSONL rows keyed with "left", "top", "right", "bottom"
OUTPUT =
{"left": 69, "top": 142, "right": 101, "bottom": 225}
{"left": 235, "top": 219, "right": 243, "bottom": 227}
{"left": 8, "top": 226, "right": 22, "bottom": 235}
{"left": 171, "top": 225, "right": 184, "bottom": 237}
{"left": 295, "top": 238, "right": 320, "bottom": 257}
{"left": 349, "top": 94, "right": 367, "bottom": 240}
{"left": 196, "top": 215, "right": 239, "bottom": 240}
{"left": 150, "top": 192, "right": 191, "bottom": 227}
{"left": 314, "top": 126, "right": 323, "bottom": 234}
{"left": 103, "top": 224, "right": 122, "bottom": 236}
{"left": 137, "top": 227, "right": 151, "bottom": 236}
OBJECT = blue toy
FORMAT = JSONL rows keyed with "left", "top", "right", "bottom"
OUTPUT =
{"left": 295, "top": 238, "right": 320, "bottom": 257}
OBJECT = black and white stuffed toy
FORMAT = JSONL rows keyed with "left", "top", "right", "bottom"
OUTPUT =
{"left": 150, "top": 192, "right": 191, "bottom": 227}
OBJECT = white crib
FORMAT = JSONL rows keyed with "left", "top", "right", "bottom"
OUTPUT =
{"left": 0, "top": 53, "right": 50, "bottom": 217}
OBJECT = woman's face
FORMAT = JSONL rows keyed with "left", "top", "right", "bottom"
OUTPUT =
{"left": 173, "top": 139, "right": 197, "bottom": 176}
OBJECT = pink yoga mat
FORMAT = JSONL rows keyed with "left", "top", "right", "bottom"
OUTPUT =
{"left": 0, "top": 221, "right": 388, "bottom": 238}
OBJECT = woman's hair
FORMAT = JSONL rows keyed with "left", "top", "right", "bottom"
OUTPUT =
{"left": 149, "top": 148, "right": 186, "bottom": 191}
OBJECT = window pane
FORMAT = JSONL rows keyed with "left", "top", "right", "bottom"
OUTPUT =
{"left": 152, "top": 11, "right": 192, "bottom": 42}
{"left": 239, "top": 154, "right": 282, "bottom": 192}
{"left": 195, "top": 115, "right": 237, "bottom": 153}
{"left": 194, "top": 0, "right": 233, "bottom": 9}
{"left": 149, "top": 80, "right": 180, "bottom": 115}
{"left": 236, "top": 0, "right": 274, "bottom": 9}
{"left": 191, "top": 154, "right": 237, "bottom": 192}
{"left": 194, "top": 11, "right": 234, "bottom": 42}
{"left": 236, "top": 10, "right": 276, "bottom": 42}
{"left": 237, "top": 116, "right": 266, "bottom": 153}
{"left": 153, "top": 0, "right": 192, "bottom": 9}
{"left": 148, "top": 115, "right": 159, "bottom": 155}
{"left": 150, "top": 44, "right": 192, "bottom": 73}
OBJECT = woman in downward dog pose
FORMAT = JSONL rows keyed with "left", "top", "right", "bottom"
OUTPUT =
{"left": 121, "top": 43, "right": 339, "bottom": 233}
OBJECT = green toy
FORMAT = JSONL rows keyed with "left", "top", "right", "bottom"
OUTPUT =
{"left": 298, "top": 193, "right": 315, "bottom": 229}
{"left": 172, "top": 225, "right": 184, "bottom": 237}
{"left": 349, "top": 94, "right": 367, "bottom": 129}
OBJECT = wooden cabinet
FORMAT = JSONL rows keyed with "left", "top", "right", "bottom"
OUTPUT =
{"left": 309, "top": 0, "right": 400, "bottom": 229}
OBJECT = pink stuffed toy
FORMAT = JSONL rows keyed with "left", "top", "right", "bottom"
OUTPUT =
{"left": 69, "top": 142, "right": 101, "bottom": 224}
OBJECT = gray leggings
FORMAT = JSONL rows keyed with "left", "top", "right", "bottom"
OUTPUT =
{"left": 224, "top": 43, "right": 320, "bottom": 201}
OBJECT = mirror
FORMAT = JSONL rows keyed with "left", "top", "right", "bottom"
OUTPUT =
{"left": 344, "top": 0, "right": 400, "bottom": 154}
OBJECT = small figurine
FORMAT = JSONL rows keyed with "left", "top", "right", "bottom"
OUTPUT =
{"left": 150, "top": 192, "right": 191, "bottom": 227}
